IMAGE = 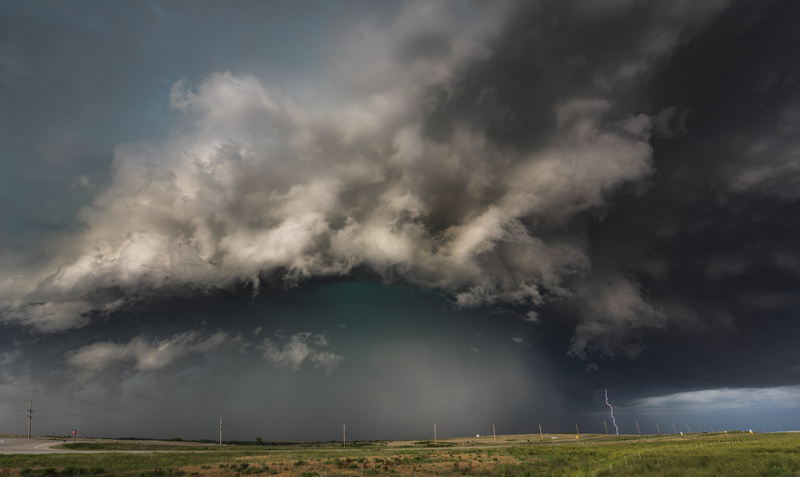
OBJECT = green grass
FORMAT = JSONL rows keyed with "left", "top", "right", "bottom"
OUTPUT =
{"left": 497, "top": 434, "right": 800, "bottom": 477}
{"left": 0, "top": 433, "right": 798, "bottom": 476}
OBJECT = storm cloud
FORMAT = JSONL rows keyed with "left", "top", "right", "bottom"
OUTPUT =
{"left": 2, "top": 0, "right": 704, "bottom": 357}
{"left": 2, "top": 0, "right": 800, "bottom": 440}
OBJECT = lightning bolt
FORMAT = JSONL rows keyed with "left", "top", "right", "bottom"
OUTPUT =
{"left": 605, "top": 390, "right": 619, "bottom": 435}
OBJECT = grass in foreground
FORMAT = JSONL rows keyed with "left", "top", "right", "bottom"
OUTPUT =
{"left": 1, "top": 432, "right": 798, "bottom": 476}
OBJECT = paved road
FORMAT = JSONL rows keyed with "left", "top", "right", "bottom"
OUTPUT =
{"left": 0, "top": 438, "right": 75, "bottom": 454}
{"left": 0, "top": 438, "right": 218, "bottom": 455}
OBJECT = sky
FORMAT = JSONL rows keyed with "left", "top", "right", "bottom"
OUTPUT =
{"left": 1, "top": 0, "right": 799, "bottom": 442}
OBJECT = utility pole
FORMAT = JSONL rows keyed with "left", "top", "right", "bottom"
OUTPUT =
{"left": 636, "top": 422, "right": 641, "bottom": 435}
{"left": 27, "top": 401, "right": 32, "bottom": 439}
{"left": 672, "top": 423, "right": 677, "bottom": 434}
{"left": 603, "top": 420, "right": 608, "bottom": 435}
{"left": 219, "top": 418, "right": 222, "bottom": 446}
{"left": 343, "top": 423, "right": 346, "bottom": 447}
{"left": 656, "top": 423, "right": 661, "bottom": 435}
{"left": 433, "top": 424, "right": 437, "bottom": 446}
{"left": 538, "top": 423, "right": 543, "bottom": 443}
{"left": 492, "top": 424, "right": 496, "bottom": 443}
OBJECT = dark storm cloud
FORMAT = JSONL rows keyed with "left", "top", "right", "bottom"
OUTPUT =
{"left": 576, "top": 0, "right": 800, "bottom": 390}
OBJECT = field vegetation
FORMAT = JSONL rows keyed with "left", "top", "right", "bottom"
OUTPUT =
{"left": 1, "top": 431, "right": 798, "bottom": 476}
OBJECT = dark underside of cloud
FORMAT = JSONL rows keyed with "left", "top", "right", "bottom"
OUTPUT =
{"left": 1, "top": 0, "right": 800, "bottom": 438}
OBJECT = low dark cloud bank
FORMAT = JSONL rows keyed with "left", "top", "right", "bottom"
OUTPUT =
{"left": 1, "top": 0, "right": 800, "bottom": 438}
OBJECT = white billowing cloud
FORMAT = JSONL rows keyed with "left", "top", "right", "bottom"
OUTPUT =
{"left": 262, "top": 332, "right": 344, "bottom": 374}
{"left": 0, "top": 0, "right": 714, "bottom": 357}
{"left": 2, "top": 71, "right": 654, "bottom": 337}
{"left": 633, "top": 386, "right": 800, "bottom": 411}
{"left": 66, "top": 330, "right": 243, "bottom": 376}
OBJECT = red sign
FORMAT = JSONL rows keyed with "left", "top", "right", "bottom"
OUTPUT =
{"left": 73, "top": 429, "right": 77, "bottom": 435}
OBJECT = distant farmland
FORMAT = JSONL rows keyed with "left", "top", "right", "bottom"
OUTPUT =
{"left": 1, "top": 431, "right": 799, "bottom": 476}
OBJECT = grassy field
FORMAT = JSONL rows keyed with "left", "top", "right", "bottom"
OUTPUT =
{"left": 1, "top": 432, "right": 798, "bottom": 476}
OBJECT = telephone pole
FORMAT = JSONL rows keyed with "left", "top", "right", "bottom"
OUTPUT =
{"left": 343, "top": 423, "right": 346, "bottom": 447}
{"left": 27, "top": 401, "right": 32, "bottom": 439}
{"left": 219, "top": 418, "right": 222, "bottom": 446}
